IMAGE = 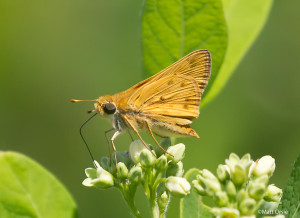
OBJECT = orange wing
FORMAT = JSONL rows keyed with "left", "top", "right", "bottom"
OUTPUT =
{"left": 133, "top": 49, "right": 210, "bottom": 95}
{"left": 113, "top": 49, "right": 211, "bottom": 120}
{"left": 132, "top": 75, "right": 200, "bottom": 121}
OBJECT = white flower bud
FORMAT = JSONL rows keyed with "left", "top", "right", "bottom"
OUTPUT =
{"left": 253, "top": 174, "right": 269, "bottom": 186}
{"left": 211, "top": 207, "right": 240, "bottom": 218}
{"left": 192, "top": 180, "right": 206, "bottom": 195}
{"left": 240, "top": 154, "right": 253, "bottom": 174}
{"left": 174, "top": 161, "right": 184, "bottom": 177}
{"left": 226, "top": 181, "right": 236, "bottom": 198}
{"left": 160, "top": 191, "right": 169, "bottom": 202}
{"left": 239, "top": 198, "right": 256, "bottom": 215}
{"left": 165, "top": 176, "right": 190, "bottom": 197}
{"left": 215, "top": 191, "right": 229, "bottom": 206}
{"left": 248, "top": 161, "right": 256, "bottom": 177}
{"left": 82, "top": 165, "right": 114, "bottom": 189}
{"left": 237, "top": 189, "right": 247, "bottom": 203}
{"left": 217, "top": 164, "right": 230, "bottom": 182}
{"left": 95, "top": 167, "right": 114, "bottom": 187}
{"left": 85, "top": 168, "right": 97, "bottom": 179}
{"left": 155, "top": 155, "right": 168, "bottom": 171}
{"left": 197, "top": 173, "right": 221, "bottom": 196}
{"left": 117, "top": 162, "right": 128, "bottom": 179}
{"left": 140, "top": 149, "right": 155, "bottom": 167}
{"left": 129, "top": 140, "right": 148, "bottom": 163}
{"left": 252, "top": 155, "right": 275, "bottom": 177}
{"left": 248, "top": 182, "right": 266, "bottom": 200}
{"left": 264, "top": 184, "right": 282, "bottom": 202}
{"left": 166, "top": 143, "right": 185, "bottom": 163}
{"left": 201, "top": 169, "right": 219, "bottom": 182}
{"left": 82, "top": 178, "right": 94, "bottom": 187}
{"left": 231, "top": 164, "right": 246, "bottom": 186}
{"left": 83, "top": 167, "right": 97, "bottom": 187}
{"left": 128, "top": 166, "right": 142, "bottom": 184}
{"left": 225, "top": 153, "right": 254, "bottom": 183}
{"left": 225, "top": 153, "right": 240, "bottom": 169}
{"left": 206, "top": 180, "right": 222, "bottom": 196}
{"left": 158, "top": 191, "right": 169, "bottom": 210}
{"left": 240, "top": 153, "right": 251, "bottom": 165}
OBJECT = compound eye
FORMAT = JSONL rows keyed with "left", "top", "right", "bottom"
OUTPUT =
{"left": 103, "top": 103, "right": 116, "bottom": 114}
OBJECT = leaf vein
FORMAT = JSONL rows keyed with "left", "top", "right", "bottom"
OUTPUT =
{"left": 185, "top": 3, "right": 208, "bottom": 22}
{"left": 145, "top": 20, "right": 177, "bottom": 63}
{"left": 190, "top": 30, "right": 216, "bottom": 52}
{"left": 154, "top": 0, "right": 180, "bottom": 37}
{"left": 4, "top": 157, "right": 42, "bottom": 217}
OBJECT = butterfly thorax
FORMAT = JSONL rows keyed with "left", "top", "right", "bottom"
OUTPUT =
{"left": 94, "top": 94, "right": 137, "bottom": 132}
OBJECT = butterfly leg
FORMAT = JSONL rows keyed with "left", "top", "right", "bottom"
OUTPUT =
{"left": 145, "top": 121, "right": 173, "bottom": 157}
{"left": 105, "top": 128, "right": 115, "bottom": 165}
{"left": 111, "top": 131, "right": 121, "bottom": 168}
{"left": 122, "top": 115, "right": 156, "bottom": 157}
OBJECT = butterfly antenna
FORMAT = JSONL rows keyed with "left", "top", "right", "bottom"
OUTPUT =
{"left": 79, "top": 113, "right": 98, "bottom": 162}
{"left": 71, "top": 99, "right": 97, "bottom": 103}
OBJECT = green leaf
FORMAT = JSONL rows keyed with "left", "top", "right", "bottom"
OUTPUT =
{"left": 180, "top": 168, "right": 213, "bottom": 218}
{"left": 142, "top": 0, "right": 227, "bottom": 101}
{"left": 0, "top": 151, "right": 77, "bottom": 218}
{"left": 278, "top": 153, "right": 300, "bottom": 218}
{"left": 202, "top": 0, "right": 273, "bottom": 105}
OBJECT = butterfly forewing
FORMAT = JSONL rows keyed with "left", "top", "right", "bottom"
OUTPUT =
{"left": 112, "top": 49, "right": 211, "bottom": 136}
{"left": 135, "top": 75, "right": 201, "bottom": 119}
{"left": 142, "top": 49, "right": 211, "bottom": 95}
{"left": 124, "top": 50, "right": 211, "bottom": 104}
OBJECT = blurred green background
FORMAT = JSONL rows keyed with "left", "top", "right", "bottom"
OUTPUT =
{"left": 0, "top": 0, "right": 299, "bottom": 217}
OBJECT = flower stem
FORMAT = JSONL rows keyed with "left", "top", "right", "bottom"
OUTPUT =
{"left": 151, "top": 200, "right": 160, "bottom": 218}
{"left": 127, "top": 198, "right": 141, "bottom": 218}
{"left": 119, "top": 185, "right": 141, "bottom": 218}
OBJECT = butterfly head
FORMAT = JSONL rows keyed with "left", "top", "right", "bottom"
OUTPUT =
{"left": 94, "top": 95, "right": 117, "bottom": 116}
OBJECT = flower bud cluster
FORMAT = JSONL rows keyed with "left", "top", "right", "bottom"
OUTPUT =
{"left": 82, "top": 139, "right": 190, "bottom": 217}
{"left": 129, "top": 140, "right": 190, "bottom": 201}
{"left": 192, "top": 153, "right": 282, "bottom": 217}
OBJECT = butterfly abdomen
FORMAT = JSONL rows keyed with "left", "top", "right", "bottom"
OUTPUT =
{"left": 150, "top": 119, "right": 199, "bottom": 138}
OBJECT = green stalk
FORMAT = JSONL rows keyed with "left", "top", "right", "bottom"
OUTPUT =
{"left": 151, "top": 201, "right": 160, "bottom": 218}
{"left": 119, "top": 184, "right": 141, "bottom": 218}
